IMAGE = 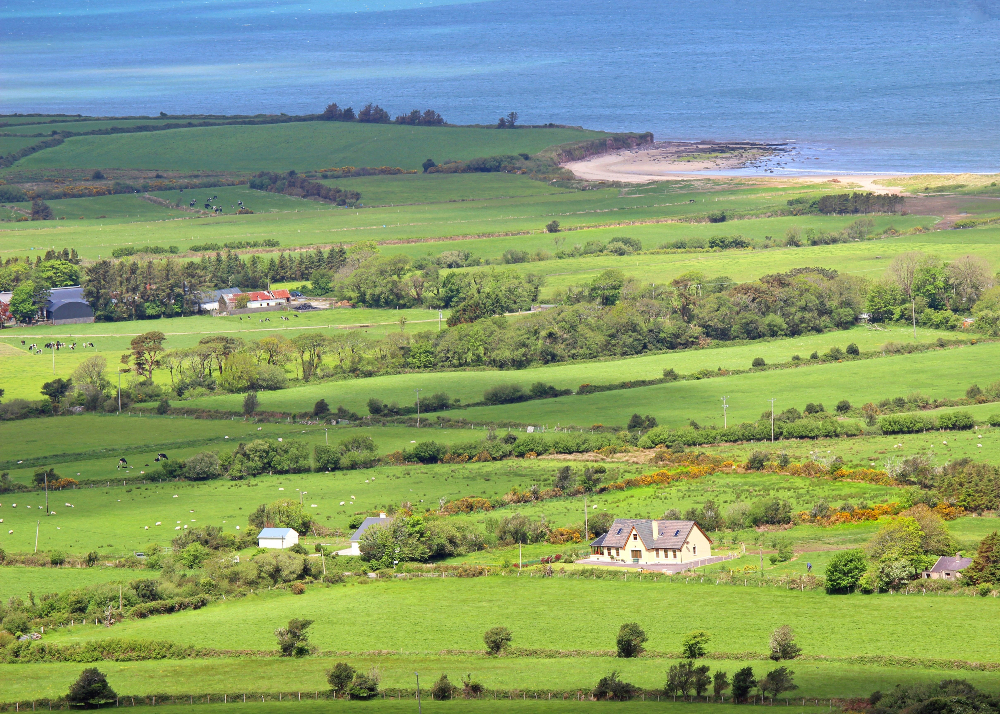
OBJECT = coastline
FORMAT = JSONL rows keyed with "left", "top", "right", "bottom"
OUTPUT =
{"left": 564, "top": 141, "right": 909, "bottom": 193}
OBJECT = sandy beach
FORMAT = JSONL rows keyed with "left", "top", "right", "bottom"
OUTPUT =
{"left": 565, "top": 143, "right": 907, "bottom": 193}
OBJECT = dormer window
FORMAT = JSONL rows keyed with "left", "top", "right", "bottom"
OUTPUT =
{"left": 674, "top": 529, "right": 680, "bottom": 537}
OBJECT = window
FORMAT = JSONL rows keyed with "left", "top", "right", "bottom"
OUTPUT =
{"left": 655, "top": 549, "right": 660, "bottom": 557}
{"left": 632, "top": 533, "right": 637, "bottom": 541}
{"left": 693, "top": 545, "right": 697, "bottom": 555}
{"left": 616, "top": 548, "right": 620, "bottom": 556}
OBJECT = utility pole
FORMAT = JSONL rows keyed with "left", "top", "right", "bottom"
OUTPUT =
{"left": 912, "top": 299, "right": 917, "bottom": 339}
{"left": 438, "top": 310, "right": 443, "bottom": 331}
{"left": 721, "top": 396, "right": 730, "bottom": 429}
{"left": 584, "top": 495, "right": 589, "bottom": 540}
{"left": 415, "top": 673, "right": 422, "bottom": 714}
{"left": 768, "top": 398, "right": 776, "bottom": 442}
{"left": 324, "top": 428, "right": 328, "bottom": 445}
{"left": 35, "top": 520, "right": 39, "bottom": 553}
{"left": 52, "top": 342, "right": 56, "bottom": 373}
{"left": 44, "top": 470, "right": 49, "bottom": 515}
{"left": 414, "top": 388, "right": 422, "bottom": 428}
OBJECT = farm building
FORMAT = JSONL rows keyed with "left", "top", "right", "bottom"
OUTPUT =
{"left": 589, "top": 519, "right": 712, "bottom": 565}
{"left": 219, "top": 290, "right": 287, "bottom": 311}
{"left": 45, "top": 286, "right": 94, "bottom": 325}
{"left": 198, "top": 287, "right": 242, "bottom": 312}
{"left": 338, "top": 513, "right": 391, "bottom": 556}
{"left": 921, "top": 554, "right": 973, "bottom": 580}
{"left": 270, "top": 289, "right": 292, "bottom": 302}
{"left": 257, "top": 527, "right": 299, "bottom": 549}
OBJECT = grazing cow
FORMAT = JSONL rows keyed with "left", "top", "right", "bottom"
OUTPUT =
{"left": 154, "top": 453, "right": 168, "bottom": 462}
{"left": 118, "top": 458, "right": 128, "bottom": 470}
{"left": 20, "top": 340, "right": 24, "bottom": 345}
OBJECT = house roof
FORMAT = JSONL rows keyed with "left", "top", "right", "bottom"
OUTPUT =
{"left": 258, "top": 528, "right": 297, "bottom": 539}
{"left": 247, "top": 291, "right": 275, "bottom": 301}
{"left": 46, "top": 286, "right": 87, "bottom": 310}
{"left": 350, "top": 516, "right": 392, "bottom": 542}
{"left": 200, "top": 288, "right": 241, "bottom": 302}
{"left": 929, "top": 555, "right": 973, "bottom": 573}
{"left": 592, "top": 519, "right": 709, "bottom": 549}
{"left": 270, "top": 289, "right": 291, "bottom": 299}
{"left": 590, "top": 532, "right": 607, "bottom": 547}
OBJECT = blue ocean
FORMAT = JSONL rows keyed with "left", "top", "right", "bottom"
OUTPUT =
{"left": 2, "top": 0, "right": 999, "bottom": 173}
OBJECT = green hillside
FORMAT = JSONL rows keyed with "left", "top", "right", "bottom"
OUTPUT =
{"left": 12, "top": 122, "right": 607, "bottom": 172}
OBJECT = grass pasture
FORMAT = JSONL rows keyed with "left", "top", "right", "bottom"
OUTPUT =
{"left": 38, "top": 576, "right": 1000, "bottom": 662}
{"left": 177, "top": 330, "right": 986, "bottom": 426}
{"left": 12, "top": 123, "right": 606, "bottom": 173}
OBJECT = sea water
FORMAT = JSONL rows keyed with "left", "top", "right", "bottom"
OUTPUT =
{"left": 2, "top": 0, "right": 999, "bottom": 173}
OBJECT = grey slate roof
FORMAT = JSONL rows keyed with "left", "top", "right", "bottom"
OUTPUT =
{"left": 590, "top": 533, "right": 607, "bottom": 547}
{"left": 46, "top": 286, "right": 87, "bottom": 310}
{"left": 199, "top": 287, "right": 242, "bottom": 305}
{"left": 592, "top": 518, "right": 706, "bottom": 549}
{"left": 350, "top": 516, "right": 392, "bottom": 542}
{"left": 929, "top": 555, "right": 973, "bottom": 573}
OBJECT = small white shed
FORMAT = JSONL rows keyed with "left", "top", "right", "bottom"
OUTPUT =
{"left": 258, "top": 527, "right": 299, "bottom": 549}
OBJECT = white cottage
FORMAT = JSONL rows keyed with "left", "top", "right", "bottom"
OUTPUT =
{"left": 258, "top": 527, "right": 299, "bottom": 549}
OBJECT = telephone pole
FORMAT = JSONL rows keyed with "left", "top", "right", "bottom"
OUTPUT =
{"left": 721, "top": 396, "right": 730, "bottom": 428}
{"left": 414, "top": 388, "right": 422, "bottom": 427}
{"left": 768, "top": 398, "right": 776, "bottom": 442}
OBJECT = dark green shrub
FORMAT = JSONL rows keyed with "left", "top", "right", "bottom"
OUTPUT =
{"left": 846, "top": 343, "right": 860, "bottom": 356}
{"left": 938, "top": 411, "right": 975, "bottom": 430}
{"left": 809, "top": 351, "right": 819, "bottom": 360}
{"left": 483, "top": 384, "right": 526, "bottom": 405}
{"left": 731, "top": 667, "right": 757, "bottom": 703}
{"left": 347, "top": 671, "right": 380, "bottom": 700}
{"left": 804, "top": 403, "right": 824, "bottom": 414}
{"left": 593, "top": 671, "right": 638, "bottom": 701}
{"left": 662, "top": 367, "right": 679, "bottom": 381}
{"left": 967, "top": 384, "right": 983, "bottom": 399}
{"left": 314, "top": 444, "right": 340, "bottom": 471}
{"left": 431, "top": 674, "right": 458, "bottom": 700}
{"left": 67, "top": 668, "right": 117, "bottom": 708}
{"left": 752, "top": 357, "right": 766, "bottom": 368}
{"left": 681, "top": 630, "right": 711, "bottom": 658}
{"left": 746, "top": 451, "right": 769, "bottom": 471}
{"left": 327, "top": 662, "right": 355, "bottom": 697}
{"left": 616, "top": 622, "right": 647, "bottom": 658}
{"left": 409, "top": 441, "right": 444, "bottom": 464}
{"left": 484, "top": 626, "right": 513, "bottom": 654}
{"left": 836, "top": 400, "right": 851, "bottom": 414}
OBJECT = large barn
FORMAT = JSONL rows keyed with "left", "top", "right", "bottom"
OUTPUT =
{"left": 45, "top": 286, "right": 94, "bottom": 325}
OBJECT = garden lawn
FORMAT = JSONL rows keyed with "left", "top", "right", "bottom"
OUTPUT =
{"left": 38, "top": 576, "right": 1000, "bottom": 662}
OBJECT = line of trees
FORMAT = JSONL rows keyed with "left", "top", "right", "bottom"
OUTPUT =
{"left": 322, "top": 102, "right": 445, "bottom": 126}
{"left": 248, "top": 171, "right": 360, "bottom": 206}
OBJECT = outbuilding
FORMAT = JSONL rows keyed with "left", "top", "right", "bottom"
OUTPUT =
{"left": 198, "top": 287, "right": 242, "bottom": 312}
{"left": 257, "top": 527, "right": 299, "bottom": 549}
{"left": 337, "top": 512, "right": 391, "bottom": 556}
{"left": 922, "top": 554, "right": 973, "bottom": 580}
{"left": 46, "top": 286, "right": 94, "bottom": 325}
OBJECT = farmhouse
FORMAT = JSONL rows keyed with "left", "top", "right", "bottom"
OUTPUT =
{"left": 921, "top": 554, "right": 973, "bottom": 580}
{"left": 45, "top": 286, "right": 94, "bottom": 325}
{"left": 198, "top": 287, "right": 242, "bottom": 312}
{"left": 338, "top": 512, "right": 391, "bottom": 556}
{"left": 589, "top": 519, "right": 712, "bottom": 565}
{"left": 257, "top": 527, "right": 299, "bottom": 549}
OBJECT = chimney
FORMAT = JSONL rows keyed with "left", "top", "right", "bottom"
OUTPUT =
{"left": 652, "top": 521, "right": 658, "bottom": 539}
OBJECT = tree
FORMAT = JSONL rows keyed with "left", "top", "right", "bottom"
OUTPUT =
{"left": 731, "top": 667, "right": 757, "bottom": 703}
{"left": 67, "top": 668, "right": 117, "bottom": 708}
{"left": 72, "top": 356, "right": 110, "bottom": 396}
{"left": 249, "top": 499, "right": 312, "bottom": 533}
{"left": 692, "top": 662, "right": 712, "bottom": 698}
{"left": 484, "top": 626, "right": 513, "bottom": 654}
{"left": 275, "top": 618, "right": 313, "bottom": 656}
{"left": 41, "top": 378, "right": 73, "bottom": 407}
{"left": 243, "top": 391, "right": 258, "bottom": 416}
{"left": 31, "top": 199, "right": 54, "bottom": 220}
{"left": 825, "top": 548, "right": 868, "bottom": 593}
{"left": 713, "top": 671, "right": 730, "bottom": 701}
{"left": 866, "top": 517, "right": 923, "bottom": 563}
{"left": 156, "top": 397, "right": 170, "bottom": 414}
{"left": 292, "top": 333, "right": 329, "bottom": 381}
{"left": 768, "top": 625, "right": 801, "bottom": 661}
{"left": 948, "top": 254, "right": 994, "bottom": 310}
{"left": 589, "top": 269, "right": 626, "bottom": 306}
{"left": 327, "top": 662, "right": 355, "bottom": 697}
{"left": 616, "top": 622, "right": 647, "bottom": 658}
{"left": 846, "top": 342, "right": 860, "bottom": 356}
{"left": 121, "top": 331, "right": 166, "bottom": 381}
{"left": 506, "top": 111, "right": 518, "bottom": 127}
{"left": 431, "top": 674, "right": 458, "bottom": 700}
{"left": 185, "top": 452, "right": 222, "bottom": 481}
{"left": 347, "top": 669, "right": 380, "bottom": 699}
{"left": 313, "top": 399, "right": 330, "bottom": 417}
{"left": 963, "top": 531, "right": 1000, "bottom": 585}
{"left": 681, "top": 630, "right": 711, "bottom": 658}
{"left": 593, "top": 671, "right": 638, "bottom": 701}
{"left": 422, "top": 159, "right": 436, "bottom": 173}
{"left": 9, "top": 281, "right": 39, "bottom": 323}
{"left": 836, "top": 400, "right": 852, "bottom": 414}
{"left": 546, "top": 220, "right": 560, "bottom": 233}
{"left": 759, "top": 666, "right": 797, "bottom": 698}
{"left": 752, "top": 357, "right": 766, "bottom": 368}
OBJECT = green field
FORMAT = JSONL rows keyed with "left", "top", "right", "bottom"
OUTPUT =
{"left": 12, "top": 123, "right": 606, "bottom": 172}
{"left": 0, "top": 136, "right": 45, "bottom": 155}
{"left": 177, "top": 332, "right": 989, "bottom": 427}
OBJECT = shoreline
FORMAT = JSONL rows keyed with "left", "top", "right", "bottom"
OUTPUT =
{"left": 564, "top": 141, "right": 919, "bottom": 193}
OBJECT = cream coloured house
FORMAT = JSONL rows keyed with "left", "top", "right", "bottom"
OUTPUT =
{"left": 589, "top": 519, "right": 712, "bottom": 565}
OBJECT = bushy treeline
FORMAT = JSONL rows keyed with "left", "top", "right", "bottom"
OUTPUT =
{"left": 0, "top": 253, "right": 82, "bottom": 323}
{"left": 787, "top": 192, "right": 904, "bottom": 215}
{"left": 322, "top": 102, "right": 444, "bottom": 126}
{"left": 248, "top": 171, "right": 360, "bottom": 206}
